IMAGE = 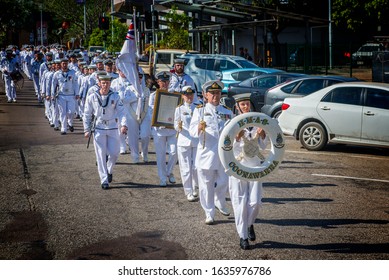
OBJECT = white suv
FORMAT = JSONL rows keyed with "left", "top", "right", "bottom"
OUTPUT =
{"left": 179, "top": 53, "right": 259, "bottom": 94}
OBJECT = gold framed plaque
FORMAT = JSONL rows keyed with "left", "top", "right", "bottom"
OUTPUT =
{"left": 151, "top": 89, "right": 182, "bottom": 129}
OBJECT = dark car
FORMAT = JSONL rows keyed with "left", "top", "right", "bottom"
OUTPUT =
{"left": 224, "top": 72, "right": 306, "bottom": 112}
{"left": 261, "top": 75, "right": 360, "bottom": 118}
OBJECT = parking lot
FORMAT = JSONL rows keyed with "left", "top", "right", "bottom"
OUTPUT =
{"left": 0, "top": 77, "right": 388, "bottom": 261}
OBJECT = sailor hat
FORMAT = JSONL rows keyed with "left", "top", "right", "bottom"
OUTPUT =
{"left": 202, "top": 80, "right": 224, "bottom": 93}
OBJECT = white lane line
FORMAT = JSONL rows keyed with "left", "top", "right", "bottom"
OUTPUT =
{"left": 287, "top": 150, "right": 388, "bottom": 161}
{"left": 312, "top": 174, "right": 389, "bottom": 183}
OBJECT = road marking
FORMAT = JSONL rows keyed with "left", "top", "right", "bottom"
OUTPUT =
{"left": 287, "top": 150, "right": 388, "bottom": 161}
{"left": 312, "top": 173, "right": 389, "bottom": 183}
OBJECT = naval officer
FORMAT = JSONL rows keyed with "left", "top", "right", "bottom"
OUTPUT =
{"left": 189, "top": 80, "right": 233, "bottom": 225}
{"left": 174, "top": 85, "right": 199, "bottom": 201}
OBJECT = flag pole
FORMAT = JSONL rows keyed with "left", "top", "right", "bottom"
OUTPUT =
{"left": 133, "top": 7, "right": 139, "bottom": 58}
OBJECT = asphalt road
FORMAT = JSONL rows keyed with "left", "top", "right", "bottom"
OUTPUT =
{"left": 1, "top": 76, "right": 389, "bottom": 260}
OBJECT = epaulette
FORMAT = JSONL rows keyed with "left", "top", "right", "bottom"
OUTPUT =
{"left": 222, "top": 104, "right": 232, "bottom": 111}
{"left": 196, "top": 104, "right": 203, "bottom": 108}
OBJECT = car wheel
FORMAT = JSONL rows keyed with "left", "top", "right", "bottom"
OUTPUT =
{"left": 299, "top": 122, "right": 328, "bottom": 151}
{"left": 272, "top": 109, "right": 282, "bottom": 119}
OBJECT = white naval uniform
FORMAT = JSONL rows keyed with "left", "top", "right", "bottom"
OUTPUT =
{"left": 0, "top": 56, "right": 19, "bottom": 102}
{"left": 40, "top": 68, "right": 52, "bottom": 123}
{"left": 83, "top": 90, "right": 127, "bottom": 185}
{"left": 51, "top": 68, "right": 79, "bottom": 133}
{"left": 31, "top": 59, "right": 43, "bottom": 100}
{"left": 174, "top": 101, "right": 198, "bottom": 195}
{"left": 111, "top": 76, "right": 132, "bottom": 153}
{"left": 189, "top": 103, "right": 233, "bottom": 220}
{"left": 150, "top": 91, "right": 177, "bottom": 183}
{"left": 168, "top": 73, "right": 198, "bottom": 103}
{"left": 229, "top": 128, "right": 268, "bottom": 240}
{"left": 126, "top": 83, "right": 151, "bottom": 163}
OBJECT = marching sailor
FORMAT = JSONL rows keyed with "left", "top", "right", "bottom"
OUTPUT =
{"left": 126, "top": 68, "right": 151, "bottom": 164}
{"left": 110, "top": 67, "right": 133, "bottom": 154}
{"left": 149, "top": 71, "right": 178, "bottom": 186}
{"left": 51, "top": 57, "right": 79, "bottom": 135}
{"left": 174, "top": 85, "right": 199, "bottom": 201}
{"left": 83, "top": 75, "right": 128, "bottom": 189}
{"left": 168, "top": 58, "right": 198, "bottom": 103}
{"left": 0, "top": 49, "right": 20, "bottom": 103}
{"left": 189, "top": 80, "right": 233, "bottom": 225}
{"left": 229, "top": 93, "right": 268, "bottom": 250}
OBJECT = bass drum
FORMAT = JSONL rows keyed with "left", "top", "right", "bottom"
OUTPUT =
{"left": 218, "top": 112, "right": 285, "bottom": 182}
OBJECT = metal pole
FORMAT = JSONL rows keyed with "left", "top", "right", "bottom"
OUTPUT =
{"left": 151, "top": 2, "right": 155, "bottom": 50}
{"left": 40, "top": 4, "right": 43, "bottom": 45}
{"left": 328, "top": 0, "right": 332, "bottom": 69}
{"left": 84, "top": 1, "right": 86, "bottom": 40}
{"left": 111, "top": 0, "right": 114, "bottom": 43}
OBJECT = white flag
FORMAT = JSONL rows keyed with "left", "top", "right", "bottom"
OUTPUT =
{"left": 116, "top": 20, "right": 143, "bottom": 120}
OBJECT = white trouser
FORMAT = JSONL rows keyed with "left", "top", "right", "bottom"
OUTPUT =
{"left": 4, "top": 76, "right": 16, "bottom": 101}
{"left": 153, "top": 134, "right": 177, "bottom": 181}
{"left": 127, "top": 116, "right": 151, "bottom": 161}
{"left": 51, "top": 98, "right": 60, "bottom": 128}
{"left": 32, "top": 74, "right": 40, "bottom": 99}
{"left": 44, "top": 97, "right": 52, "bottom": 123}
{"left": 93, "top": 128, "right": 120, "bottom": 184}
{"left": 197, "top": 169, "right": 228, "bottom": 219}
{"left": 177, "top": 145, "right": 198, "bottom": 195}
{"left": 229, "top": 177, "right": 262, "bottom": 239}
{"left": 57, "top": 95, "right": 76, "bottom": 132}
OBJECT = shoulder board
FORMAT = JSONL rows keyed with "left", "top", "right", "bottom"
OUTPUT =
{"left": 222, "top": 104, "right": 232, "bottom": 111}
{"left": 176, "top": 104, "right": 181, "bottom": 108}
{"left": 196, "top": 104, "right": 203, "bottom": 108}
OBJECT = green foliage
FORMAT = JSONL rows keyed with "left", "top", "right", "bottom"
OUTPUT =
{"left": 332, "top": 0, "right": 389, "bottom": 31}
{"left": 157, "top": 6, "right": 191, "bottom": 50}
{"left": 88, "top": 19, "right": 128, "bottom": 52}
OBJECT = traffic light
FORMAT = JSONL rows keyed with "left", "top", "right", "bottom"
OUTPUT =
{"left": 99, "top": 16, "right": 110, "bottom": 30}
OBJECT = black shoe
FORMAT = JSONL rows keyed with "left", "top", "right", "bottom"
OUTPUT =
{"left": 240, "top": 238, "right": 249, "bottom": 250}
{"left": 248, "top": 225, "right": 256, "bottom": 241}
{"left": 69, "top": 126, "right": 74, "bottom": 132}
{"left": 108, "top": 173, "right": 113, "bottom": 183}
{"left": 50, "top": 124, "right": 55, "bottom": 127}
{"left": 101, "top": 183, "right": 109, "bottom": 190}
{"left": 61, "top": 131, "right": 66, "bottom": 135}
{"left": 54, "top": 127, "right": 60, "bottom": 131}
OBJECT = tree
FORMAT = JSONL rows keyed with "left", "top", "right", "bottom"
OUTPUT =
{"left": 88, "top": 18, "right": 128, "bottom": 52}
{"left": 0, "top": 0, "right": 35, "bottom": 46}
{"left": 42, "top": 0, "right": 111, "bottom": 44}
{"left": 157, "top": 6, "right": 191, "bottom": 50}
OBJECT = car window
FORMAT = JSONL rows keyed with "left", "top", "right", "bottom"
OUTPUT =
{"left": 322, "top": 87, "right": 363, "bottom": 105}
{"left": 327, "top": 79, "right": 343, "bottom": 86}
{"left": 194, "top": 58, "right": 207, "bottom": 70}
{"left": 281, "top": 81, "right": 299, "bottom": 93}
{"left": 296, "top": 79, "right": 324, "bottom": 95}
{"left": 156, "top": 53, "right": 171, "bottom": 64}
{"left": 219, "top": 59, "right": 237, "bottom": 71}
{"left": 253, "top": 76, "right": 276, "bottom": 88}
{"left": 231, "top": 70, "right": 258, "bottom": 81}
{"left": 365, "top": 88, "right": 389, "bottom": 109}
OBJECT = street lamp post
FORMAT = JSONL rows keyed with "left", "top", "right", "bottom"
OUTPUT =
{"left": 40, "top": 4, "right": 43, "bottom": 45}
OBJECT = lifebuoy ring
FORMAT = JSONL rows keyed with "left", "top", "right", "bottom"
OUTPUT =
{"left": 218, "top": 112, "right": 285, "bottom": 181}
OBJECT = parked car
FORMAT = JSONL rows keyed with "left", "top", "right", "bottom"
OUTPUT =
{"left": 352, "top": 42, "right": 383, "bottom": 66}
{"left": 278, "top": 82, "right": 389, "bottom": 151}
{"left": 87, "top": 46, "right": 105, "bottom": 57}
{"left": 261, "top": 75, "right": 359, "bottom": 118}
{"left": 220, "top": 68, "right": 284, "bottom": 93}
{"left": 225, "top": 72, "right": 306, "bottom": 111}
{"left": 179, "top": 53, "right": 259, "bottom": 94}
